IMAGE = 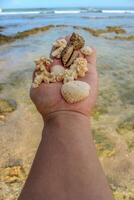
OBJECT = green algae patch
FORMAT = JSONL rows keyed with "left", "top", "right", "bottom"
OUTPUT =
{"left": 114, "top": 35, "right": 134, "bottom": 41}
{"left": 113, "top": 191, "right": 134, "bottom": 200}
{"left": 92, "top": 129, "right": 115, "bottom": 158}
{"left": 127, "top": 139, "right": 134, "bottom": 151}
{"left": 117, "top": 115, "right": 134, "bottom": 135}
{"left": 117, "top": 115, "right": 134, "bottom": 151}
{"left": 0, "top": 98, "right": 17, "bottom": 114}
{"left": 106, "top": 26, "right": 126, "bottom": 34}
{"left": 0, "top": 25, "right": 54, "bottom": 45}
{"left": 0, "top": 34, "right": 15, "bottom": 44}
{"left": 91, "top": 105, "right": 108, "bottom": 120}
{"left": 0, "top": 83, "right": 4, "bottom": 92}
{"left": 82, "top": 26, "right": 126, "bottom": 37}
{"left": 15, "top": 25, "right": 54, "bottom": 39}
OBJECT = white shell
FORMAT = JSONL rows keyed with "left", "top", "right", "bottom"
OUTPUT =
{"left": 61, "top": 80, "right": 90, "bottom": 103}
{"left": 53, "top": 39, "right": 67, "bottom": 48}
{"left": 81, "top": 46, "right": 93, "bottom": 56}
{"left": 51, "top": 65, "right": 65, "bottom": 75}
{"left": 51, "top": 46, "right": 65, "bottom": 58}
{"left": 70, "top": 57, "right": 88, "bottom": 78}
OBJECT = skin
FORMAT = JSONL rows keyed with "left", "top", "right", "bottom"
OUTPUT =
{"left": 19, "top": 38, "right": 114, "bottom": 200}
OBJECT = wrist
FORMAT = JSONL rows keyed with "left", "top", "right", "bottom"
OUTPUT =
{"left": 44, "top": 110, "right": 90, "bottom": 123}
{"left": 42, "top": 110, "right": 91, "bottom": 137}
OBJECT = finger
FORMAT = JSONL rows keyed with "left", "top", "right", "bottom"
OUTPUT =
{"left": 65, "top": 35, "right": 71, "bottom": 42}
{"left": 52, "top": 58, "right": 63, "bottom": 66}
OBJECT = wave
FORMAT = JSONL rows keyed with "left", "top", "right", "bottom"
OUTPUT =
{"left": 0, "top": 11, "right": 41, "bottom": 15}
{"left": 0, "top": 8, "right": 134, "bottom": 15}
{"left": 102, "top": 10, "right": 134, "bottom": 14}
{"left": 54, "top": 10, "right": 81, "bottom": 14}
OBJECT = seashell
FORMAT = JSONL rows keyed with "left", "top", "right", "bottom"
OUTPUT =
{"left": 53, "top": 39, "right": 67, "bottom": 48}
{"left": 32, "top": 73, "right": 44, "bottom": 88}
{"left": 81, "top": 46, "right": 93, "bottom": 56}
{"left": 61, "top": 44, "right": 74, "bottom": 67}
{"left": 63, "top": 69, "right": 77, "bottom": 83}
{"left": 51, "top": 65, "right": 65, "bottom": 82}
{"left": 51, "top": 46, "right": 65, "bottom": 58}
{"left": 70, "top": 57, "right": 88, "bottom": 77}
{"left": 51, "top": 65, "right": 65, "bottom": 75}
{"left": 74, "top": 57, "right": 87, "bottom": 67}
{"left": 70, "top": 32, "right": 85, "bottom": 50}
{"left": 35, "top": 57, "right": 52, "bottom": 66}
{"left": 65, "top": 50, "right": 79, "bottom": 67}
{"left": 61, "top": 80, "right": 90, "bottom": 103}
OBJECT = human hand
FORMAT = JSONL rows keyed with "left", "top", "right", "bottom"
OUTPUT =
{"left": 30, "top": 39, "right": 98, "bottom": 120}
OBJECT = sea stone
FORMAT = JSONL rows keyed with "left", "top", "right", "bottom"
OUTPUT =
{"left": 70, "top": 32, "right": 85, "bottom": 50}
{"left": 61, "top": 80, "right": 90, "bottom": 103}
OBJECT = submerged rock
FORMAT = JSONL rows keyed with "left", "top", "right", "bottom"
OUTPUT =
{"left": 117, "top": 115, "right": 134, "bottom": 134}
{"left": 82, "top": 26, "right": 126, "bottom": 37}
{"left": 0, "top": 25, "right": 54, "bottom": 45}
{"left": 0, "top": 98, "right": 17, "bottom": 114}
{"left": 91, "top": 105, "right": 108, "bottom": 120}
{"left": 113, "top": 35, "right": 134, "bottom": 41}
{"left": 0, "top": 34, "right": 14, "bottom": 44}
{"left": 92, "top": 129, "right": 115, "bottom": 158}
{"left": 106, "top": 26, "right": 126, "bottom": 34}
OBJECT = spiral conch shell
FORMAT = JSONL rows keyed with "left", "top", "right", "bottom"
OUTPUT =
{"left": 61, "top": 80, "right": 90, "bottom": 103}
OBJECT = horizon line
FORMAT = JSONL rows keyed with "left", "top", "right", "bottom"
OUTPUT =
{"left": 1, "top": 5, "right": 134, "bottom": 9}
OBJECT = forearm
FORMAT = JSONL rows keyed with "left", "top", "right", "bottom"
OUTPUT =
{"left": 19, "top": 111, "right": 114, "bottom": 200}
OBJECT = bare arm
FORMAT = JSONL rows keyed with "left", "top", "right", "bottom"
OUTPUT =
{"left": 19, "top": 44, "right": 114, "bottom": 200}
{"left": 19, "top": 111, "right": 113, "bottom": 200}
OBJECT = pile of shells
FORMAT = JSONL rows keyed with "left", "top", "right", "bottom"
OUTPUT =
{"left": 32, "top": 32, "right": 93, "bottom": 103}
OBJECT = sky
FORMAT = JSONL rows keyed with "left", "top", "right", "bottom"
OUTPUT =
{"left": 0, "top": 0, "right": 133, "bottom": 9}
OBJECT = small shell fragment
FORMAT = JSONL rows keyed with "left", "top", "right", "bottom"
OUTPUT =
{"left": 53, "top": 39, "right": 67, "bottom": 48}
{"left": 51, "top": 46, "right": 65, "bottom": 58}
{"left": 51, "top": 65, "right": 65, "bottom": 75}
{"left": 70, "top": 57, "right": 88, "bottom": 77}
{"left": 81, "top": 46, "right": 93, "bottom": 56}
{"left": 63, "top": 69, "right": 77, "bottom": 83}
{"left": 51, "top": 65, "right": 65, "bottom": 81}
{"left": 61, "top": 80, "right": 90, "bottom": 103}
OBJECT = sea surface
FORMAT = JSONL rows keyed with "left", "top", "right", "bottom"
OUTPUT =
{"left": 0, "top": 7, "right": 134, "bottom": 35}
{"left": 0, "top": 7, "right": 134, "bottom": 200}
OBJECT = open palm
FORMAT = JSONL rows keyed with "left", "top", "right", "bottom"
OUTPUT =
{"left": 30, "top": 42, "right": 98, "bottom": 119}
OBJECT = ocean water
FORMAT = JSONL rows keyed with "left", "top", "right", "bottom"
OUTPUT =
{"left": 0, "top": 7, "right": 134, "bottom": 35}
{"left": 0, "top": 7, "right": 134, "bottom": 200}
